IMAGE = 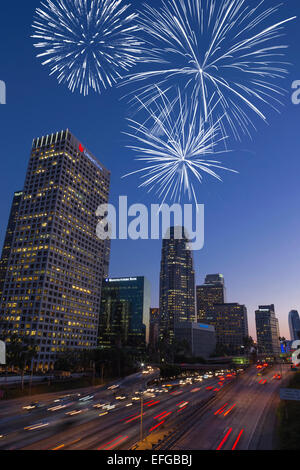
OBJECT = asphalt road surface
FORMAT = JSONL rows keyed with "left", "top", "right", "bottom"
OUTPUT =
{"left": 0, "top": 365, "right": 288, "bottom": 450}
{"left": 170, "top": 364, "right": 289, "bottom": 451}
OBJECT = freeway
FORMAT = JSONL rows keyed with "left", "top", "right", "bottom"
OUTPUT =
{"left": 170, "top": 363, "right": 289, "bottom": 451}
{"left": 0, "top": 364, "right": 287, "bottom": 451}
{"left": 0, "top": 366, "right": 235, "bottom": 450}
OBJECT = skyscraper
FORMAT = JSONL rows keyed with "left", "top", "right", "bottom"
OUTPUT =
{"left": 159, "top": 226, "right": 196, "bottom": 344}
{"left": 205, "top": 303, "right": 248, "bottom": 355}
{"left": 0, "top": 191, "right": 23, "bottom": 297}
{"left": 99, "top": 277, "right": 150, "bottom": 349}
{"left": 255, "top": 305, "right": 281, "bottom": 356}
{"left": 288, "top": 310, "right": 300, "bottom": 341}
{"left": 196, "top": 274, "right": 225, "bottom": 322}
{"left": 0, "top": 130, "right": 110, "bottom": 370}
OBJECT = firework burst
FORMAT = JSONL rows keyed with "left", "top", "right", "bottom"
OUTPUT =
{"left": 32, "top": 0, "right": 143, "bottom": 95}
{"left": 123, "top": 0, "right": 296, "bottom": 139}
{"left": 123, "top": 88, "right": 237, "bottom": 205}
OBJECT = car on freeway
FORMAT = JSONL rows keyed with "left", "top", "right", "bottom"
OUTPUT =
{"left": 78, "top": 395, "right": 94, "bottom": 404}
{"left": 22, "top": 402, "right": 44, "bottom": 411}
{"left": 24, "top": 421, "right": 50, "bottom": 432}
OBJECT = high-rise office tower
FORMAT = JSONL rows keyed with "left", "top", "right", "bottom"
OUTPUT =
{"left": 205, "top": 303, "right": 248, "bottom": 355}
{"left": 288, "top": 310, "right": 300, "bottom": 341}
{"left": 0, "top": 130, "right": 110, "bottom": 370}
{"left": 0, "top": 191, "right": 23, "bottom": 297}
{"left": 99, "top": 277, "right": 150, "bottom": 349}
{"left": 255, "top": 305, "right": 281, "bottom": 355}
{"left": 159, "top": 226, "right": 196, "bottom": 344}
{"left": 196, "top": 274, "right": 225, "bottom": 322}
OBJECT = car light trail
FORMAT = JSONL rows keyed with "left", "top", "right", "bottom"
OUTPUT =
{"left": 214, "top": 403, "right": 228, "bottom": 416}
{"left": 52, "top": 444, "right": 65, "bottom": 450}
{"left": 154, "top": 411, "right": 169, "bottom": 420}
{"left": 216, "top": 428, "right": 233, "bottom": 450}
{"left": 223, "top": 404, "right": 236, "bottom": 417}
{"left": 149, "top": 420, "right": 165, "bottom": 433}
{"left": 121, "top": 413, "right": 137, "bottom": 422}
{"left": 147, "top": 401, "right": 160, "bottom": 407}
{"left": 177, "top": 405, "right": 187, "bottom": 412}
{"left": 98, "top": 435, "right": 129, "bottom": 450}
{"left": 125, "top": 413, "right": 143, "bottom": 424}
{"left": 232, "top": 429, "right": 244, "bottom": 450}
{"left": 24, "top": 423, "right": 49, "bottom": 431}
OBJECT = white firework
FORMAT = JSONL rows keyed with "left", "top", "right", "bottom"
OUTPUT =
{"left": 123, "top": 88, "right": 237, "bottom": 205}
{"left": 31, "top": 0, "right": 143, "bottom": 95}
{"left": 123, "top": 0, "right": 296, "bottom": 139}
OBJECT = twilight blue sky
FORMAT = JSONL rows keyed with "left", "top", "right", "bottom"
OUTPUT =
{"left": 0, "top": 0, "right": 300, "bottom": 339}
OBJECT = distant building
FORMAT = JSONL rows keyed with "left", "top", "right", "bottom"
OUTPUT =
{"left": 103, "top": 238, "right": 111, "bottom": 280}
{"left": 288, "top": 310, "right": 300, "bottom": 341}
{"left": 149, "top": 308, "right": 160, "bottom": 351}
{"left": 159, "top": 226, "right": 196, "bottom": 345}
{"left": 196, "top": 274, "right": 225, "bottom": 322}
{"left": 255, "top": 305, "right": 280, "bottom": 356}
{"left": 205, "top": 303, "right": 248, "bottom": 355}
{"left": 174, "top": 322, "right": 216, "bottom": 359}
{"left": 99, "top": 277, "right": 150, "bottom": 349}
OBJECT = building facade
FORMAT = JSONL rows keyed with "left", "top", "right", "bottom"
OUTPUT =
{"left": 288, "top": 310, "right": 300, "bottom": 341}
{"left": 255, "top": 305, "right": 281, "bottom": 356}
{"left": 0, "top": 130, "right": 110, "bottom": 370}
{"left": 149, "top": 308, "right": 160, "bottom": 352}
{"left": 174, "top": 322, "right": 216, "bottom": 359}
{"left": 196, "top": 274, "right": 225, "bottom": 322}
{"left": 99, "top": 276, "right": 150, "bottom": 350}
{"left": 159, "top": 226, "right": 196, "bottom": 344}
{"left": 0, "top": 191, "right": 23, "bottom": 297}
{"left": 205, "top": 303, "right": 248, "bottom": 355}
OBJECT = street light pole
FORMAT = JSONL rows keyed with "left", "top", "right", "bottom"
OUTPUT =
{"left": 140, "top": 392, "right": 144, "bottom": 442}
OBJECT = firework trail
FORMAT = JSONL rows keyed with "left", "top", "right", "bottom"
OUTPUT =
{"left": 123, "top": 0, "right": 296, "bottom": 139}
{"left": 123, "top": 88, "right": 237, "bottom": 205}
{"left": 31, "top": 0, "right": 143, "bottom": 95}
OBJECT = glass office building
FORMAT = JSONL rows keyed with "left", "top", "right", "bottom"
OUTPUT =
{"left": 206, "top": 303, "right": 248, "bottom": 355}
{"left": 255, "top": 305, "right": 281, "bottom": 356}
{"left": 99, "top": 277, "right": 151, "bottom": 349}
{"left": 159, "top": 226, "right": 196, "bottom": 345}
{"left": 196, "top": 274, "right": 225, "bottom": 322}
{"left": 288, "top": 310, "right": 300, "bottom": 341}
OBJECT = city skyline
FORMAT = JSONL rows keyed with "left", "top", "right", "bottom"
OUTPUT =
{"left": 0, "top": 0, "right": 299, "bottom": 454}
{"left": 1, "top": 0, "right": 300, "bottom": 340}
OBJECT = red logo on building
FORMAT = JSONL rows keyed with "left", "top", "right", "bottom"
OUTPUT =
{"left": 79, "top": 143, "right": 84, "bottom": 153}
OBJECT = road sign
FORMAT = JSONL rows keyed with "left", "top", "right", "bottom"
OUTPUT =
{"left": 280, "top": 388, "right": 300, "bottom": 401}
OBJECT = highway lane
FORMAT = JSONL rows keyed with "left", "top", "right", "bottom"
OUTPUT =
{"left": 0, "top": 370, "right": 158, "bottom": 449}
{"left": 20, "top": 374, "right": 232, "bottom": 450}
{"left": 171, "top": 364, "right": 288, "bottom": 451}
